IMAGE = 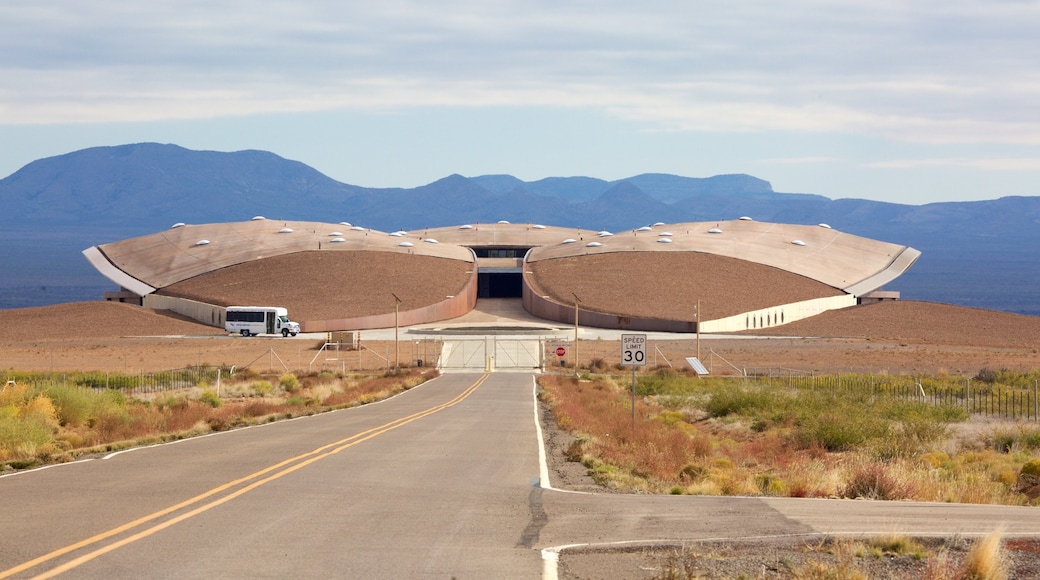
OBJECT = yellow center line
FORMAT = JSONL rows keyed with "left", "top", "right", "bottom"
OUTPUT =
{"left": 1, "top": 374, "right": 489, "bottom": 580}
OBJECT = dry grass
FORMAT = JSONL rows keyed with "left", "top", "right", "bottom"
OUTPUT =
{"left": 0, "top": 368, "right": 438, "bottom": 470}
{"left": 539, "top": 372, "right": 1040, "bottom": 505}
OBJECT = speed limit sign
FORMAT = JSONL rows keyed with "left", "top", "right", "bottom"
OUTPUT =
{"left": 620, "top": 334, "right": 647, "bottom": 367}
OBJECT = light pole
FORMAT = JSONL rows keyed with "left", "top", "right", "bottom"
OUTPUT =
{"left": 392, "top": 292, "right": 402, "bottom": 369}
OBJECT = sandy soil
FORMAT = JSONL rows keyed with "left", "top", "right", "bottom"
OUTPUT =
{"left": 0, "top": 299, "right": 1038, "bottom": 374}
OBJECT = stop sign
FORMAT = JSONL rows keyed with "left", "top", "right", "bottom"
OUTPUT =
{"left": 555, "top": 346, "right": 566, "bottom": 357}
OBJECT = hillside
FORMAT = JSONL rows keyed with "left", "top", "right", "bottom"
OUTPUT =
{"left": 1, "top": 143, "right": 1038, "bottom": 313}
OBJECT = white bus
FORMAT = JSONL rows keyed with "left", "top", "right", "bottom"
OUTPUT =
{"left": 225, "top": 306, "right": 301, "bottom": 337}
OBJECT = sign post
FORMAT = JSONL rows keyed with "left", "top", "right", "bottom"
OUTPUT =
{"left": 620, "top": 334, "right": 647, "bottom": 430}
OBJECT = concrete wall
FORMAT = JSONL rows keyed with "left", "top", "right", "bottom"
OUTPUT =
{"left": 700, "top": 295, "right": 857, "bottom": 333}
{"left": 143, "top": 294, "right": 227, "bottom": 328}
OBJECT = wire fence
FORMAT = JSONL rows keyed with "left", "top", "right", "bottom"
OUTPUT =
{"left": 744, "top": 368, "right": 1040, "bottom": 421}
{"left": 3, "top": 365, "right": 233, "bottom": 396}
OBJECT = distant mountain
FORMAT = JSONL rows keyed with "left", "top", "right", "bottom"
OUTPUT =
{"left": 1, "top": 143, "right": 1038, "bottom": 314}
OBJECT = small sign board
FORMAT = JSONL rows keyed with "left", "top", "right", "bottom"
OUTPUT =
{"left": 620, "top": 334, "right": 647, "bottom": 366}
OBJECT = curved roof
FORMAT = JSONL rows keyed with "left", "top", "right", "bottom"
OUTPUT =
{"left": 87, "top": 219, "right": 475, "bottom": 291}
{"left": 83, "top": 219, "right": 919, "bottom": 331}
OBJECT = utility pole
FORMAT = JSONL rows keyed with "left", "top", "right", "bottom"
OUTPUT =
{"left": 392, "top": 293, "right": 402, "bottom": 369}
{"left": 695, "top": 300, "right": 701, "bottom": 361}
{"left": 572, "top": 293, "right": 581, "bottom": 376}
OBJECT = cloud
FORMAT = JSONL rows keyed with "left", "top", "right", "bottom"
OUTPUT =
{"left": 2, "top": 0, "right": 1040, "bottom": 147}
{"left": 867, "top": 157, "right": 1040, "bottom": 171}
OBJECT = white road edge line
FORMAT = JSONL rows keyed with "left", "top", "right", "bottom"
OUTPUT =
{"left": 532, "top": 375, "right": 552, "bottom": 491}
{"left": 0, "top": 458, "right": 95, "bottom": 479}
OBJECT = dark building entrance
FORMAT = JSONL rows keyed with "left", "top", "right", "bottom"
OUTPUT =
{"left": 478, "top": 272, "right": 523, "bottom": 298}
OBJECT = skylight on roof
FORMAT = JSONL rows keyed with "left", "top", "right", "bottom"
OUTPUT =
{"left": 251, "top": 216, "right": 266, "bottom": 221}
{"left": 399, "top": 241, "right": 414, "bottom": 247}
{"left": 708, "top": 228, "right": 723, "bottom": 234}
{"left": 562, "top": 238, "right": 576, "bottom": 244}
{"left": 658, "top": 238, "right": 673, "bottom": 243}
{"left": 586, "top": 241, "right": 603, "bottom": 247}
{"left": 194, "top": 240, "right": 210, "bottom": 246}
{"left": 279, "top": 228, "right": 294, "bottom": 233}
{"left": 171, "top": 222, "right": 185, "bottom": 228}
{"left": 792, "top": 240, "right": 807, "bottom": 246}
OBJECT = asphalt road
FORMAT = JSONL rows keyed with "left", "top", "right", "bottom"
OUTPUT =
{"left": 3, "top": 371, "right": 1040, "bottom": 580}
{"left": 0, "top": 373, "right": 543, "bottom": 578}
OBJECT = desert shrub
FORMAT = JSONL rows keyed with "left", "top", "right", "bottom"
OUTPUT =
{"left": 1021, "top": 458, "right": 1040, "bottom": 478}
{"left": 800, "top": 410, "right": 889, "bottom": 452}
{"left": 0, "top": 410, "right": 54, "bottom": 459}
{"left": 43, "top": 384, "right": 95, "bottom": 427}
{"left": 991, "top": 427, "right": 1040, "bottom": 453}
{"left": 252, "top": 380, "right": 273, "bottom": 397}
{"left": 703, "top": 385, "right": 780, "bottom": 418}
{"left": 198, "top": 389, "right": 222, "bottom": 408}
{"left": 754, "top": 472, "right": 786, "bottom": 495}
{"left": 279, "top": 373, "right": 300, "bottom": 393}
{"left": 960, "top": 529, "right": 1009, "bottom": 580}
{"left": 865, "top": 534, "right": 927, "bottom": 559}
{"left": 636, "top": 369, "right": 690, "bottom": 396}
{"left": 841, "top": 462, "right": 912, "bottom": 500}
{"left": 975, "top": 368, "right": 1000, "bottom": 384}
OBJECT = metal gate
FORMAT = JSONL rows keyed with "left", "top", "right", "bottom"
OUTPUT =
{"left": 440, "top": 338, "right": 543, "bottom": 371}
{"left": 494, "top": 339, "right": 541, "bottom": 369}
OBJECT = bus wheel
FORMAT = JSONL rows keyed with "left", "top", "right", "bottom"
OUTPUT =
{"left": 241, "top": 330, "right": 250, "bottom": 337}
{"left": 282, "top": 328, "right": 290, "bottom": 337}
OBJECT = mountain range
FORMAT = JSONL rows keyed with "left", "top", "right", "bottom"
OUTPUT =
{"left": 1, "top": 143, "right": 1038, "bottom": 314}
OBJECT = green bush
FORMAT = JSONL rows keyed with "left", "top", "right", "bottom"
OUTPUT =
{"left": 279, "top": 373, "right": 300, "bottom": 393}
{"left": 0, "top": 413, "right": 54, "bottom": 457}
{"left": 252, "top": 380, "right": 273, "bottom": 396}
{"left": 1020, "top": 458, "right": 1040, "bottom": 478}
{"left": 198, "top": 389, "right": 222, "bottom": 408}
{"left": 704, "top": 386, "right": 780, "bottom": 418}
{"left": 44, "top": 384, "right": 93, "bottom": 427}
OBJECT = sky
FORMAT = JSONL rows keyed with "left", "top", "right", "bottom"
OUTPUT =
{"left": 2, "top": 1, "right": 1040, "bottom": 205}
